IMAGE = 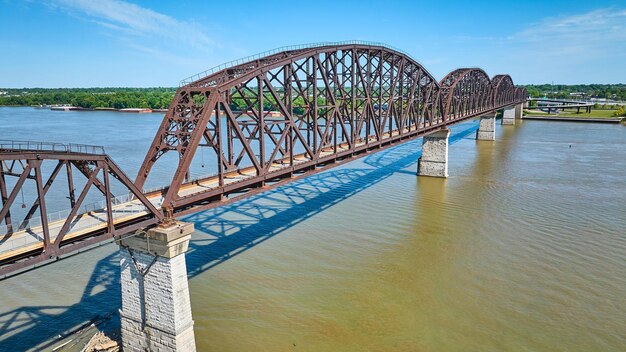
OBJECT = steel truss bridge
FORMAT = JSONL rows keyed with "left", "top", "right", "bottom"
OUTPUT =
{"left": 0, "top": 42, "right": 526, "bottom": 278}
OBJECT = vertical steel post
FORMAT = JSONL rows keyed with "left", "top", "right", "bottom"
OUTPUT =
{"left": 32, "top": 160, "right": 51, "bottom": 248}
{"left": 102, "top": 162, "right": 115, "bottom": 235}
{"left": 217, "top": 98, "right": 224, "bottom": 187}
{"left": 312, "top": 55, "right": 318, "bottom": 156}
{"left": 0, "top": 161, "right": 12, "bottom": 231}
{"left": 258, "top": 76, "right": 265, "bottom": 174}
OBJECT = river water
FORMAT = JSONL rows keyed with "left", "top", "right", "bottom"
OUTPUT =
{"left": 0, "top": 107, "right": 625, "bottom": 351}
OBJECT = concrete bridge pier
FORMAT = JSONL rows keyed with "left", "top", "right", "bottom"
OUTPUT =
{"left": 502, "top": 106, "right": 516, "bottom": 125}
{"left": 417, "top": 128, "right": 450, "bottom": 178}
{"left": 118, "top": 221, "right": 197, "bottom": 352}
{"left": 476, "top": 113, "right": 496, "bottom": 141}
{"left": 515, "top": 103, "right": 523, "bottom": 120}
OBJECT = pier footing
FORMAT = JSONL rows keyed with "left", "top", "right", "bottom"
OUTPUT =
{"left": 417, "top": 128, "right": 450, "bottom": 178}
{"left": 118, "top": 221, "right": 196, "bottom": 352}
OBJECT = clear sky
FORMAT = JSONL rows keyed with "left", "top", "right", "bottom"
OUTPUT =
{"left": 1, "top": 0, "right": 625, "bottom": 87}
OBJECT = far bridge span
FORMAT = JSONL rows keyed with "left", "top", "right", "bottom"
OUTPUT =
{"left": 526, "top": 97, "right": 593, "bottom": 113}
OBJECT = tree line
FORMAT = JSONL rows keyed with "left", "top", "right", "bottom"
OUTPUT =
{"left": 2, "top": 85, "right": 625, "bottom": 110}
{"left": 522, "top": 84, "right": 626, "bottom": 101}
{"left": 0, "top": 88, "right": 176, "bottom": 109}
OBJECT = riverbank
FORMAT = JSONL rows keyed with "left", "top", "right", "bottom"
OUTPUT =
{"left": 523, "top": 108, "right": 622, "bottom": 118}
{"left": 0, "top": 105, "right": 169, "bottom": 113}
{"left": 44, "top": 106, "right": 166, "bottom": 113}
{"left": 523, "top": 115, "right": 624, "bottom": 123}
{"left": 3, "top": 105, "right": 286, "bottom": 117}
{"left": 523, "top": 108, "right": 625, "bottom": 123}
{"left": 0, "top": 88, "right": 176, "bottom": 112}
{"left": 49, "top": 312, "right": 120, "bottom": 352}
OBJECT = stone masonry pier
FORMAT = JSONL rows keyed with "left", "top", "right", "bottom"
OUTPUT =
{"left": 118, "top": 221, "right": 196, "bottom": 352}
{"left": 476, "top": 112, "right": 497, "bottom": 141}
{"left": 417, "top": 128, "right": 451, "bottom": 178}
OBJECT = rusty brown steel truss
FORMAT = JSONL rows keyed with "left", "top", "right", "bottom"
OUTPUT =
{"left": 0, "top": 43, "right": 526, "bottom": 278}
{"left": 0, "top": 149, "right": 162, "bottom": 276}
{"left": 137, "top": 44, "right": 526, "bottom": 216}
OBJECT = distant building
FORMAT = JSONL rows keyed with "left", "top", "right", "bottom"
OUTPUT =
{"left": 0, "top": 91, "right": 7, "bottom": 96}
{"left": 568, "top": 92, "right": 586, "bottom": 101}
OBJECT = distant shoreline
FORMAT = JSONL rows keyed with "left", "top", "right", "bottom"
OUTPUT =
{"left": 0, "top": 105, "right": 168, "bottom": 113}
{"left": 524, "top": 115, "right": 623, "bottom": 123}
{"left": 0, "top": 106, "right": 283, "bottom": 118}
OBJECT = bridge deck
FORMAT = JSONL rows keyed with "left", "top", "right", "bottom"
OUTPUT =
{"left": 0, "top": 130, "right": 401, "bottom": 264}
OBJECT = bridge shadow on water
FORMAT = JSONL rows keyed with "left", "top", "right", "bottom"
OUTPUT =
{"left": 183, "top": 122, "right": 479, "bottom": 276}
{"left": 0, "top": 122, "right": 479, "bottom": 351}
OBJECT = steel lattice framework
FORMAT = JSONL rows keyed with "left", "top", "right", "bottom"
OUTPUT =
{"left": 137, "top": 44, "right": 526, "bottom": 216}
{"left": 0, "top": 43, "right": 526, "bottom": 278}
{"left": 0, "top": 148, "right": 162, "bottom": 275}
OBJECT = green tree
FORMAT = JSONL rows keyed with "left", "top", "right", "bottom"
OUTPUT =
{"left": 613, "top": 106, "right": 626, "bottom": 117}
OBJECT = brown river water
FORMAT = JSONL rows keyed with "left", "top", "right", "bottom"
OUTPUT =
{"left": 0, "top": 107, "right": 625, "bottom": 351}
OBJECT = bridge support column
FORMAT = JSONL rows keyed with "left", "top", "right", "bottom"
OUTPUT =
{"left": 118, "top": 221, "right": 196, "bottom": 352}
{"left": 476, "top": 113, "right": 496, "bottom": 141}
{"left": 417, "top": 128, "right": 450, "bottom": 178}
{"left": 502, "top": 106, "right": 515, "bottom": 125}
{"left": 515, "top": 103, "right": 523, "bottom": 120}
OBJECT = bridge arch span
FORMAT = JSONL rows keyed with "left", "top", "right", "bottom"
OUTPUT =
{"left": 514, "top": 87, "right": 527, "bottom": 101}
{"left": 439, "top": 68, "right": 493, "bottom": 120}
{"left": 137, "top": 43, "right": 452, "bottom": 207}
{"left": 186, "top": 44, "right": 441, "bottom": 93}
{"left": 136, "top": 43, "right": 526, "bottom": 214}
{"left": 491, "top": 74, "right": 515, "bottom": 107}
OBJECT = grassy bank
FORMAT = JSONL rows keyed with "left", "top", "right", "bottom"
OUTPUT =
{"left": 524, "top": 109, "right": 623, "bottom": 119}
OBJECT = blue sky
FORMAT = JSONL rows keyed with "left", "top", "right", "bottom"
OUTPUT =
{"left": 1, "top": 0, "right": 625, "bottom": 87}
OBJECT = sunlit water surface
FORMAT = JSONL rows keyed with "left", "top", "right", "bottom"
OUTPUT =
{"left": 0, "top": 107, "right": 625, "bottom": 351}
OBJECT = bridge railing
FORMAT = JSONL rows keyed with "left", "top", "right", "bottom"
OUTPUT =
{"left": 0, "top": 193, "right": 152, "bottom": 254}
{"left": 0, "top": 140, "right": 105, "bottom": 154}
{"left": 179, "top": 40, "right": 425, "bottom": 86}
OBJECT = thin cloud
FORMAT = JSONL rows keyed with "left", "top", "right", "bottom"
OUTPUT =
{"left": 512, "top": 8, "right": 626, "bottom": 59}
{"left": 451, "top": 8, "right": 626, "bottom": 54}
{"left": 450, "top": 7, "right": 626, "bottom": 69}
{"left": 516, "top": 8, "right": 626, "bottom": 41}
{"left": 48, "top": 0, "right": 213, "bottom": 50}
{"left": 123, "top": 40, "right": 208, "bottom": 68}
